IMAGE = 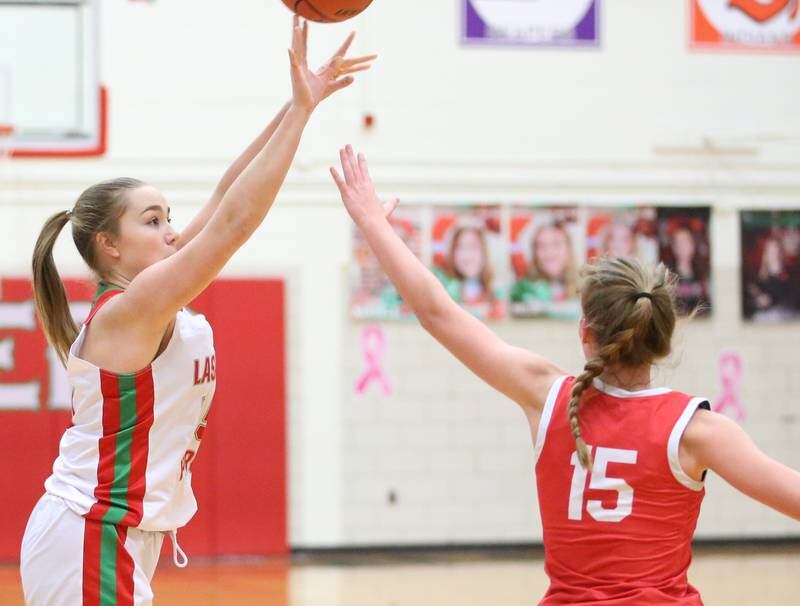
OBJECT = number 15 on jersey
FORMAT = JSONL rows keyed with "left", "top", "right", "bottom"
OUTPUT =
{"left": 569, "top": 446, "right": 638, "bottom": 523}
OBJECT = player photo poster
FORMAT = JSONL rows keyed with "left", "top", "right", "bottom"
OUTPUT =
{"left": 431, "top": 206, "right": 506, "bottom": 320}
{"left": 657, "top": 207, "right": 712, "bottom": 316}
{"left": 586, "top": 207, "right": 659, "bottom": 265}
{"left": 351, "top": 208, "right": 423, "bottom": 320}
{"left": 740, "top": 210, "right": 800, "bottom": 322}
{"left": 691, "top": 0, "right": 800, "bottom": 51}
{"left": 462, "top": 0, "right": 600, "bottom": 47}
{"left": 510, "top": 206, "right": 582, "bottom": 319}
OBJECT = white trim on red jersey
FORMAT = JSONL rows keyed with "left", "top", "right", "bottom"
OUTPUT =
{"left": 667, "top": 397, "right": 710, "bottom": 492}
{"left": 533, "top": 375, "right": 568, "bottom": 464}
{"left": 592, "top": 378, "right": 672, "bottom": 398}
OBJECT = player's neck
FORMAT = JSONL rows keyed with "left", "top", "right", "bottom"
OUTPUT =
{"left": 102, "top": 270, "right": 131, "bottom": 290}
{"left": 598, "top": 365, "right": 652, "bottom": 392}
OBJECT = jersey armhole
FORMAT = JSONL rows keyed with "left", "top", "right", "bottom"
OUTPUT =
{"left": 533, "top": 375, "right": 569, "bottom": 464}
{"left": 667, "top": 397, "right": 711, "bottom": 491}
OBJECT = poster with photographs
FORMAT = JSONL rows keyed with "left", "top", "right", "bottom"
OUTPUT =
{"left": 741, "top": 210, "right": 800, "bottom": 322}
{"left": 462, "top": 0, "right": 600, "bottom": 48}
{"left": 510, "top": 206, "right": 582, "bottom": 319}
{"left": 690, "top": 0, "right": 800, "bottom": 52}
{"left": 657, "top": 207, "right": 712, "bottom": 316}
{"left": 431, "top": 206, "right": 506, "bottom": 320}
{"left": 351, "top": 208, "right": 423, "bottom": 320}
{"left": 586, "top": 207, "right": 659, "bottom": 264}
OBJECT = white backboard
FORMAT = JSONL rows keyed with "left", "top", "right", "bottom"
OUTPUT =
{"left": 0, "top": 0, "right": 104, "bottom": 157}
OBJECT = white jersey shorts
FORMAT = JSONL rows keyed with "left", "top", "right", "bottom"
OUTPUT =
{"left": 20, "top": 494, "right": 180, "bottom": 606}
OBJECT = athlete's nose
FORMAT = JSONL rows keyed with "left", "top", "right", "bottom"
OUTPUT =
{"left": 165, "top": 227, "right": 178, "bottom": 246}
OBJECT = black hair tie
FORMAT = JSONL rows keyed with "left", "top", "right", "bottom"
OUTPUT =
{"left": 635, "top": 292, "right": 653, "bottom": 301}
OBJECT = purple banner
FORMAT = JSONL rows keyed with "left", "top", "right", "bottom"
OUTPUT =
{"left": 463, "top": 0, "right": 600, "bottom": 48}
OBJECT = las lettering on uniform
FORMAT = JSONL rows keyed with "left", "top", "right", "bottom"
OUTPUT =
{"left": 193, "top": 356, "right": 216, "bottom": 385}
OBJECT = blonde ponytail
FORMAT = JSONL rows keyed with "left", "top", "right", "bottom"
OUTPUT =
{"left": 32, "top": 211, "right": 78, "bottom": 366}
{"left": 31, "top": 177, "right": 143, "bottom": 366}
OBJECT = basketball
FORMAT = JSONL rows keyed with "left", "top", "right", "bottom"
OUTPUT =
{"left": 281, "top": 0, "right": 373, "bottom": 23}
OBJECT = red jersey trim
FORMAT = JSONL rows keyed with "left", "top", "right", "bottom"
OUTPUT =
{"left": 533, "top": 375, "right": 569, "bottom": 464}
{"left": 667, "top": 397, "right": 711, "bottom": 491}
{"left": 85, "top": 290, "right": 124, "bottom": 326}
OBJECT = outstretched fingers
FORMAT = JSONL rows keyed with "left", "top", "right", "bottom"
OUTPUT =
{"left": 345, "top": 145, "right": 363, "bottom": 184}
{"left": 288, "top": 47, "right": 305, "bottom": 84}
{"left": 357, "top": 152, "right": 372, "bottom": 182}
{"left": 333, "top": 148, "right": 390, "bottom": 221}
{"left": 325, "top": 55, "right": 375, "bottom": 81}
{"left": 339, "top": 63, "right": 374, "bottom": 77}
{"left": 340, "top": 54, "right": 377, "bottom": 69}
{"left": 330, "top": 166, "right": 347, "bottom": 195}
{"left": 342, "top": 54, "right": 378, "bottom": 65}
{"left": 337, "top": 146, "right": 374, "bottom": 189}
{"left": 340, "top": 147, "right": 357, "bottom": 185}
{"left": 292, "top": 15, "right": 300, "bottom": 47}
{"left": 332, "top": 32, "right": 356, "bottom": 61}
{"left": 292, "top": 15, "right": 308, "bottom": 67}
{"left": 328, "top": 76, "right": 355, "bottom": 94}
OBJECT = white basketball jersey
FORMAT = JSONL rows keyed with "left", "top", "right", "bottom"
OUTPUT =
{"left": 45, "top": 286, "right": 216, "bottom": 531}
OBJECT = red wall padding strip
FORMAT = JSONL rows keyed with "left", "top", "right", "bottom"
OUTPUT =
{"left": 0, "top": 278, "right": 287, "bottom": 561}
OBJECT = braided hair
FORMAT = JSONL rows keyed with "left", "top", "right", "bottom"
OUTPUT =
{"left": 569, "top": 257, "right": 678, "bottom": 469}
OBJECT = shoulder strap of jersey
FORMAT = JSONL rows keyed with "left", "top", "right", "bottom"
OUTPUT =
{"left": 533, "top": 375, "right": 573, "bottom": 464}
{"left": 666, "top": 396, "right": 711, "bottom": 491}
{"left": 85, "top": 285, "right": 125, "bottom": 326}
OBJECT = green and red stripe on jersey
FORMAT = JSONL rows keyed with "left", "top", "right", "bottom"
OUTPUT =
{"left": 82, "top": 282, "right": 156, "bottom": 604}
{"left": 85, "top": 284, "right": 155, "bottom": 522}
{"left": 83, "top": 369, "right": 155, "bottom": 604}
{"left": 88, "top": 369, "right": 156, "bottom": 525}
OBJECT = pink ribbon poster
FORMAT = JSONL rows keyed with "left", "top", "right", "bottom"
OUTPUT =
{"left": 713, "top": 351, "right": 746, "bottom": 421}
{"left": 463, "top": 0, "right": 600, "bottom": 48}
{"left": 691, "top": 0, "right": 800, "bottom": 51}
{"left": 355, "top": 325, "right": 392, "bottom": 397}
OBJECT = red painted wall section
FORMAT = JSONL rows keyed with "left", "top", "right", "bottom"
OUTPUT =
{"left": 0, "top": 278, "right": 286, "bottom": 562}
{"left": 182, "top": 279, "right": 288, "bottom": 557}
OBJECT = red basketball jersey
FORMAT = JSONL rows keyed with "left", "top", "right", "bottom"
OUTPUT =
{"left": 534, "top": 376, "right": 710, "bottom": 605}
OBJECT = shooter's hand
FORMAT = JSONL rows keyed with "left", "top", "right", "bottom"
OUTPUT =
{"left": 289, "top": 17, "right": 376, "bottom": 112}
